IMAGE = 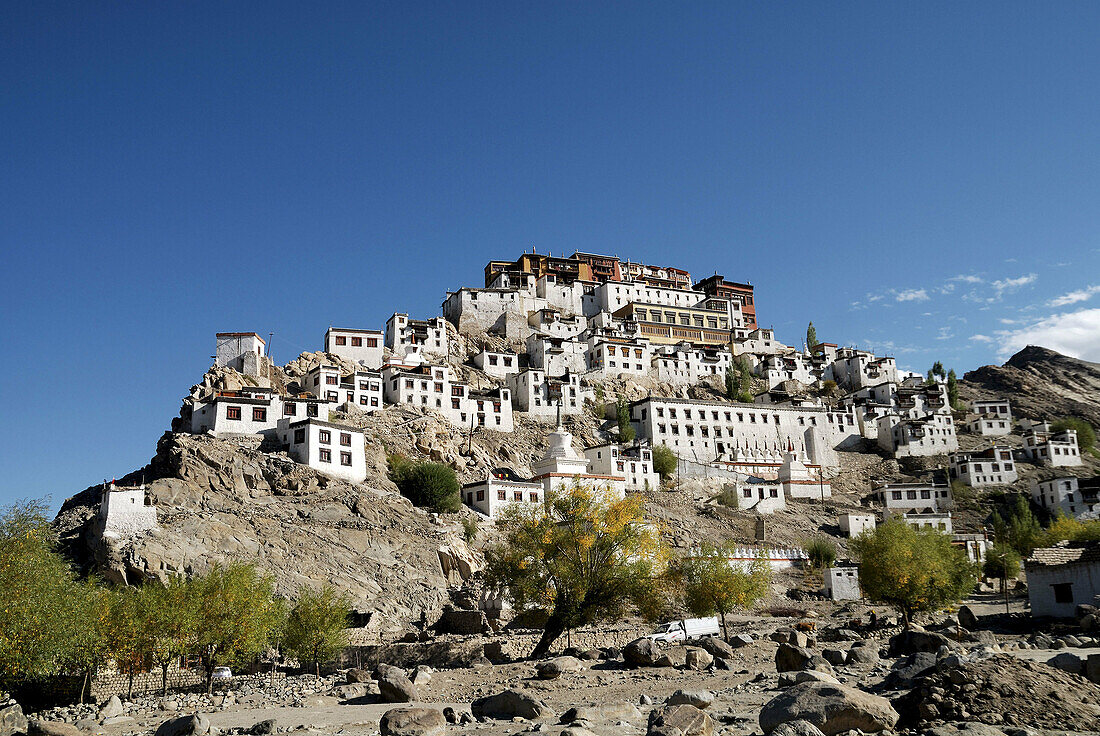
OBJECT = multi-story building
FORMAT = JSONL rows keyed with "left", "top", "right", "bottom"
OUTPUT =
{"left": 472, "top": 349, "right": 521, "bottom": 379}
{"left": 950, "top": 446, "right": 1017, "bottom": 487}
{"left": 883, "top": 508, "right": 953, "bottom": 533}
{"left": 381, "top": 360, "right": 513, "bottom": 431}
{"left": 1032, "top": 476, "right": 1100, "bottom": 520}
{"left": 187, "top": 386, "right": 330, "bottom": 437}
{"left": 584, "top": 442, "right": 660, "bottom": 491}
{"left": 277, "top": 418, "right": 367, "bottom": 484}
{"left": 385, "top": 313, "right": 449, "bottom": 361}
{"left": 621, "top": 260, "right": 692, "bottom": 289}
{"left": 526, "top": 334, "right": 587, "bottom": 376}
{"left": 693, "top": 274, "right": 757, "bottom": 330}
{"left": 484, "top": 250, "right": 594, "bottom": 287}
{"left": 652, "top": 343, "right": 734, "bottom": 385}
{"left": 506, "top": 370, "right": 589, "bottom": 420}
{"left": 462, "top": 468, "right": 545, "bottom": 519}
{"left": 570, "top": 251, "right": 623, "bottom": 283}
{"left": 965, "top": 399, "right": 1012, "bottom": 436}
{"left": 97, "top": 483, "right": 158, "bottom": 537}
{"left": 611, "top": 300, "right": 738, "bottom": 348}
{"left": 324, "top": 327, "right": 383, "bottom": 369}
{"left": 1022, "top": 422, "right": 1083, "bottom": 467}
{"left": 869, "top": 482, "right": 953, "bottom": 513}
{"left": 585, "top": 334, "right": 651, "bottom": 378}
{"left": 628, "top": 396, "right": 860, "bottom": 469}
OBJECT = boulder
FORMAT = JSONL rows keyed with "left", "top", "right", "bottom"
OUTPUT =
{"left": 101, "top": 716, "right": 134, "bottom": 727}
{"left": 624, "top": 637, "right": 660, "bottom": 667}
{"left": 1, "top": 703, "right": 28, "bottom": 736}
{"left": 347, "top": 667, "right": 372, "bottom": 683}
{"left": 333, "top": 683, "right": 373, "bottom": 700}
{"left": 759, "top": 682, "right": 899, "bottom": 736}
{"left": 885, "top": 651, "right": 937, "bottom": 688}
{"left": 957, "top": 605, "right": 979, "bottom": 630}
{"left": 380, "top": 708, "right": 446, "bottom": 736}
{"left": 154, "top": 715, "right": 212, "bottom": 736}
{"left": 99, "top": 695, "right": 124, "bottom": 721}
{"left": 471, "top": 689, "right": 553, "bottom": 720}
{"left": 667, "top": 690, "right": 714, "bottom": 709}
{"left": 559, "top": 702, "right": 642, "bottom": 724}
{"left": 249, "top": 719, "right": 276, "bottom": 735}
{"left": 821, "top": 649, "right": 847, "bottom": 666}
{"left": 770, "top": 720, "right": 827, "bottom": 736}
{"left": 374, "top": 663, "right": 418, "bottom": 702}
{"left": 579, "top": 649, "right": 602, "bottom": 660}
{"left": 646, "top": 705, "right": 714, "bottom": 736}
{"left": 27, "top": 722, "right": 80, "bottom": 736}
{"left": 1046, "top": 651, "right": 1084, "bottom": 675}
{"left": 685, "top": 648, "right": 714, "bottom": 670}
{"left": 779, "top": 670, "right": 839, "bottom": 687}
{"left": 411, "top": 665, "right": 432, "bottom": 686}
{"left": 729, "top": 634, "right": 755, "bottom": 648}
{"left": 889, "top": 629, "right": 956, "bottom": 656}
{"left": 1086, "top": 653, "right": 1100, "bottom": 683}
{"left": 776, "top": 643, "right": 815, "bottom": 672}
{"left": 696, "top": 636, "right": 736, "bottom": 658}
{"left": 536, "top": 656, "right": 583, "bottom": 679}
{"left": 653, "top": 654, "right": 676, "bottom": 668}
{"left": 846, "top": 644, "right": 879, "bottom": 667}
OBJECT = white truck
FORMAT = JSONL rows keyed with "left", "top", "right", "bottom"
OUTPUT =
{"left": 645, "top": 617, "right": 721, "bottom": 642}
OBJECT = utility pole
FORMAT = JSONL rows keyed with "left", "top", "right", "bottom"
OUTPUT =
{"left": 467, "top": 407, "right": 475, "bottom": 456}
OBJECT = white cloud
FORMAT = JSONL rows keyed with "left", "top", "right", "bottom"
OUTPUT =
{"left": 969, "top": 334, "right": 995, "bottom": 343}
{"left": 935, "top": 327, "right": 953, "bottom": 341}
{"left": 896, "top": 288, "right": 930, "bottom": 302}
{"left": 995, "top": 308, "right": 1100, "bottom": 361}
{"left": 949, "top": 274, "right": 984, "bottom": 284}
{"left": 866, "top": 294, "right": 884, "bottom": 303}
{"left": 1048, "top": 285, "right": 1100, "bottom": 308}
{"left": 992, "top": 273, "right": 1037, "bottom": 295}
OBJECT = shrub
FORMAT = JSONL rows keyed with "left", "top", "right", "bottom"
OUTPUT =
{"left": 389, "top": 456, "right": 462, "bottom": 513}
{"left": 715, "top": 486, "right": 740, "bottom": 508}
{"left": 804, "top": 537, "right": 837, "bottom": 570}
{"left": 677, "top": 543, "right": 770, "bottom": 640}
{"left": 950, "top": 480, "right": 978, "bottom": 511}
{"left": 462, "top": 516, "right": 479, "bottom": 544}
{"left": 651, "top": 445, "right": 677, "bottom": 483}
{"left": 283, "top": 585, "right": 351, "bottom": 676}
{"left": 1052, "top": 417, "right": 1096, "bottom": 453}
{"left": 616, "top": 397, "right": 635, "bottom": 443}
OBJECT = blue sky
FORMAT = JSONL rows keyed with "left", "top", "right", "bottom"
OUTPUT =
{"left": 3, "top": 2, "right": 1100, "bottom": 509}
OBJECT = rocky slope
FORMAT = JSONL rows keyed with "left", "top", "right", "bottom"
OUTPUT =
{"left": 961, "top": 345, "right": 1100, "bottom": 427}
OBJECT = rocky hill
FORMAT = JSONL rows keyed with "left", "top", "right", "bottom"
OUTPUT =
{"left": 961, "top": 345, "right": 1100, "bottom": 427}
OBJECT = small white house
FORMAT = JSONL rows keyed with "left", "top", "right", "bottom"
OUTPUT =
{"left": 735, "top": 477, "right": 787, "bottom": 514}
{"left": 97, "top": 483, "right": 157, "bottom": 537}
{"left": 884, "top": 507, "right": 953, "bottom": 533}
{"left": 340, "top": 370, "right": 383, "bottom": 413}
{"left": 325, "top": 327, "right": 383, "bottom": 369}
{"left": 473, "top": 350, "right": 521, "bottom": 379}
{"left": 215, "top": 332, "right": 266, "bottom": 375}
{"left": 950, "top": 445, "right": 1017, "bottom": 487}
{"left": 1032, "top": 476, "right": 1100, "bottom": 520}
{"left": 1022, "top": 423, "right": 1083, "bottom": 467}
{"left": 278, "top": 418, "right": 366, "bottom": 483}
{"left": 839, "top": 513, "right": 876, "bottom": 538}
{"left": 505, "top": 370, "right": 589, "bottom": 420}
{"left": 1027, "top": 541, "right": 1100, "bottom": 618}
{"left": 584, "top": 442, "right": 660, "bottom": 492}
{"left": 385, "top": 313, "right": 449, "bottom": 360}
{"left": 966, "top": 398, "right": 1012, "bottom": 437}
{"left": 462, "top": 468, "right": 544, "bottom": 519}
{"left": 824, "top": 567, "right": 860, "bottom": 601}
{"left": 530, "top": 424, "right": 626, "bottom": 499}
{"left": 871, "top": 482, "right": 953, "bottom": 513}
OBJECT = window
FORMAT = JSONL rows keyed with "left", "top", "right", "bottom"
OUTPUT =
{"left": 476, "top": 490, "right": 485, "bottom": 501}
{"left": 326, "top": 375, "right": 338, "bottom": 385}
{"left": 351, "top": 337, "right": 362, "bottom": 347}
{"left": 284, "top": 403, "right": 296, "bottom": 416}
{"left": 335, "top": 336, "right": 347, "bottom": 346}
{"left": 326, "top": 391, "right": 338, "bottom": 402}
{"left": 360, "top": 395, "right": 369, "bottom": 405}
{"left": 319, "top": 449, "right": 331, "bottom": 463}
{"left": 294, "top": 428, "right": 305, "bottom": 443}
{"left": 307, "top": 404, "right": 319, "bottom": 417}
{"left": 1053, "top": 583, "right": 1074, "bottom": 604}
{"left": 226, "top": 406, "right": 242, "bottom": 420}
{"left": 497, "top": 490, "right": 506, "bottom": 500}
{"left": 530, "top": 492, "right": 539, "bottom": 502}
{"left": 513, "top": 491, "right": 523, "bottom": 501}
{"left": 253, "top": 407, "right": 267, "bottom": 422}
{"left": 340, "top": 432, "right": 352, "bottom": 446}
{"left": 319, "top": 430, "right": 331, "bottom": 444}
{"left": 340, "top": 452, "right": 352, "bottom": 466}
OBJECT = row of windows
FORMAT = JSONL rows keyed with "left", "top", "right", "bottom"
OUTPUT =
{"left": 333, "top": 335, "right": 379, "bottom": 348}
{"left": 466, "top": 489, "right": 541, "bottom": 503}
{"left": 744, "top": 487, "right": 780, "bottom": 498}
{"left": 317, "top": 449, "right": 353, "bottom": 466}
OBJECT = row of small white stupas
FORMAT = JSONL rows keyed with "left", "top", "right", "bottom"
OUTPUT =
{"left": 176, "top": 249, "right": 1066, "bottom": 519}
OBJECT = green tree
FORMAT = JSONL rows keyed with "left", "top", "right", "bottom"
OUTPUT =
{"left": 850, "top": 520, "right": 978, "bottom": 628}
{"left": 389, "top": 457, "right": 462, "bottom": 513}
{"left": 193, "top": 562, "right": 283, "bottom": 694}
{"left": 806, "top": 322, "right": 818, "bottom": 350}
{"left": 142, "top": 576, "right": 201, "bottom": 696}
{"left": 105, "top": 587, "right": 149, "bottom": 701}
{"left": 804, "top": 537, "right": 837, "bottom": 570}
{"left": 677, "top": 543, "right": 770, "bottom": 640}
{"left": 651, "top": 445, "right": 677, "bottom": 484}
{"left": 991, "top": 495, "right": 1043, "bottom": 556}
{"left": 485, "top": 483, "right": 668, "bottom": 657}
{"left": 946, "top": 369, "right": 964, "bottom": 411}
{"left": 735, "top": 357, "right": 755, "bottom": 402}
{"left": 616, "top": 397, "right": 636, "bottom": 444}
{"left": 931, "top": 361, "right": 945, "bottom": 380}
{"left": 1052, "top": 417, "right": 1096, "bottom": 454}
{"left": 724, "top": 368, "right": 738, "bottom": 401}
{"left": 0, "top": 500, "right": 99, "bottom": 688}
{"left": 283, "top": 585, "right": 351, "bottom": 676}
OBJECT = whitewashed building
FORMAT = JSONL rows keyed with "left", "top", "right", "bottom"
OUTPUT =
{"left": 824, "top": 567, "right": 861, "bottom": 600}
{"left": 526, "top": 334, "right": 587, "bottom": 376}
{"left": 324, "top": 327, "right": 383, "bottom": 369}
{"left": 950, "top": 445, "right": 1017, "bottom": 487}
{"left": 277, "top": 418, "right": 367, "bottom": 483}
{"left": 382, "top": 359, "right": 514, "bottom": 431}
{"left": 385, "top": 313, "right": 449, "bottom": 360}
{"left": 97, "top": 483, "right": 157, "bottom": 537}
{"left": 1022, "top": 423, "right": 1083, "bottom": 467}
{"left": 462, "top": 468, "right": 544, "bottom": 519}
{"left": 1032, "top": 476, "right": 1100, "bottom": 520}
{"left": 188, "top": 387, "right": 283, "bottom": 437}
{"left": 584, "top": 442, "right": 660, "bottom": 491}
{"left": 870, "top": 482, "right": 953, "bottom": 513}
{"left": 585, "top": 335, "right": 652, "bottom": 378}
{"left": 839, "top": 513, "right": 876, "bottom": 538}
{"left": 215, "top": 332, "right": 267, "bottom": 375}
{"left": 530, "top": 423, "right": 625, "bottom": 499}
{"left": 884, "top": 508, "right": 954, "bottom": 533}
{"left": 506, "top": 370, "right": 589, "bottom": 420}
{"left": 1026, "top": 541, "right": 1100, "bottom": 618}
{"left": 472, "top": 349, "right": 521, "bottom": 379}
{"left": 735, "top": 477, "right": 787, "bottom": 514}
